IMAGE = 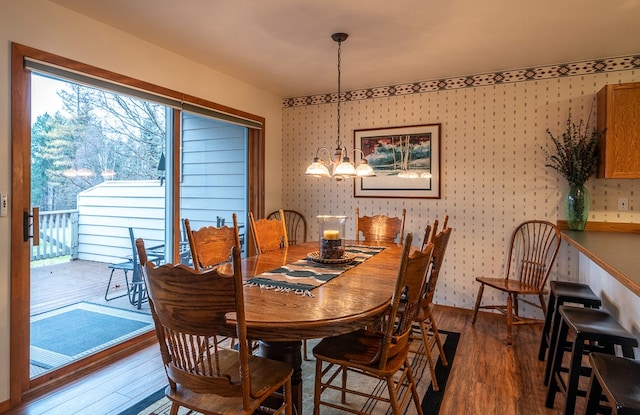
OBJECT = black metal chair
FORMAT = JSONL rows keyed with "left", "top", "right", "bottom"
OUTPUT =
{"left": 105, "top": 227, "right": 158, "bottom": 309}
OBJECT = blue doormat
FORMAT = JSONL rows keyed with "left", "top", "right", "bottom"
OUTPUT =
{"left": 30, "top": 302, "right": 153, "bottom": 369}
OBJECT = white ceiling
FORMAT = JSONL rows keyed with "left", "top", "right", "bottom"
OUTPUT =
{"left": 50, "top": 0, "right": 640, "bottom": 98}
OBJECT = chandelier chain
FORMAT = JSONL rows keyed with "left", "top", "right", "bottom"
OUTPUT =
{"left": 336, "top": 38, "right": 342, "bottom": 149}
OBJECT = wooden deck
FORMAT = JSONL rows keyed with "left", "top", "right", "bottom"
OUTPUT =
{"left": 30, "top": 259, "right": 152, "bottom": 377}
{"left": 31, "top": 259, "right": 151, "bottom": 316}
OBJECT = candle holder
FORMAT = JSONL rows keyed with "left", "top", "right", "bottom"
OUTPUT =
{"left": 318, "top": 215, "right": 347, "bottom": 259}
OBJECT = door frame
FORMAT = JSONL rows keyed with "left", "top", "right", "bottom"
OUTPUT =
{"left": 10, "top": 42, "right": 265, "bottom": 406}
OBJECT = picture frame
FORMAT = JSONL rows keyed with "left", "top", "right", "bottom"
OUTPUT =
{"left": 354, "top": 124, "right": 441, "bottom": 198}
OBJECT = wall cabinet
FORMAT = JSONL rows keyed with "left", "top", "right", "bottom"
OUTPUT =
{"left": 597, "top": 82, "right": 640, "bottom": 178}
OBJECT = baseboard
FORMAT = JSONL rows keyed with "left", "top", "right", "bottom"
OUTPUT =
{"left": 0, "top": 398, "right": 10, "bottom": 413}
{"left": 557, "top": 220, "right": 640, "bottom": 233}
{"left": 434, "top": 304, "right": 543, "bottom": 322}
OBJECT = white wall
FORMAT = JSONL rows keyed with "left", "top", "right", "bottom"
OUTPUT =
{"left": 282, "top": 65, "right": 640, "bottom": 319}
{"left": 578, "top": 252, "right": 640, "bottom": 357}
{"left": 0, "top": 0, "right": 283, "bottom": 403}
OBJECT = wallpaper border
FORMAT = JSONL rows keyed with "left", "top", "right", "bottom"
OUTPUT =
{"left": 282, "top": 54, "right": 640, "bottom": 108}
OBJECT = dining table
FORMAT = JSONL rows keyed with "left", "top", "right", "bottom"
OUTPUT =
{"left": 222, "top": 240, "right": 406, "bottom": 413}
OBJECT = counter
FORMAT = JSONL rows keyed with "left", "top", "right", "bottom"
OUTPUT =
{"left": 561, "top": 231, "right": 640, "bottom": 297}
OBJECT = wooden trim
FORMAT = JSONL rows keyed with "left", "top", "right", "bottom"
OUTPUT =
{"left": 11, "top": 42, "right": 32, "bottom": 406}
{"left": 247, "top": 126, "right": 266, "bottom": 257}
{"left": 557, "top": 220, "right": 640, "bottom": 233}
{"left": 10, "top": 42, "right": 266, "bottom": 407}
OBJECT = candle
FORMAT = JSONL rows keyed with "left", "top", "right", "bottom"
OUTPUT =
{"left": 323, "top": 230, "right": 340, "bottom": 240}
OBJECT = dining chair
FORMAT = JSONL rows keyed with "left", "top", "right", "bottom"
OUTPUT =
{"left": 412, "top": 216, "right": 452, "bottom": 391}
{"left": 267, "top": 209, "right": 307, "bottom": 246}
{"left": 184, "top": 213, "right": 241, "bottom": 270}
{"left": 471, "top": 220, "right": 561, "bottom": 345}
{"left": 355, "top": 207, "right": 406, "bottom": 244}
{"left": 138, "top": 241, "right": 293, "bottom": 415}
{"left": 249, "top": 209, "right": 288, "bottom": 254}
{"left": 312, "top": 233, "right": 432, "bottom": 415}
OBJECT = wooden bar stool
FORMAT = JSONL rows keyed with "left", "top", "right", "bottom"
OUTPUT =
{"left": 540, "top": 281, "right": 602, "bottom": 386}
{"left": 584, "top": 352, "right": 640, "bottom": 415}
{"left": 545, "top": 306, "right": 638, "bottom": 415}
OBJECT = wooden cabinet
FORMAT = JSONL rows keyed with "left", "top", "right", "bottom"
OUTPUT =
{"left": 597, "top": 82, "right": 640, "bottom": 178}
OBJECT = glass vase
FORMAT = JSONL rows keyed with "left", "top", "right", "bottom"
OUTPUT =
{"left": 565, "top": 184, "right": 590, "bottom": 231}
{"left": 317, "top": 215, "right": 347, "bottom": 259}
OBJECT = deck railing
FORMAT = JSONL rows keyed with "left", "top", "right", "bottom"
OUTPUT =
{"left": 32, "top": 209, "right": 79, "bottom": 261}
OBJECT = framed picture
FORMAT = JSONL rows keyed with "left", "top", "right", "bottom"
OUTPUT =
{"left": 354, "top": 124, "right": 441, "bottom": 198}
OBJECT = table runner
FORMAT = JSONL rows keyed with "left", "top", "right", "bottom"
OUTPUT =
{"left": 245, "top": 245, "right": 385, "bottom": 296}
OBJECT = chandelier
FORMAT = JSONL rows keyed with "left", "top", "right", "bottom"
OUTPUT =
{"left": 305, "top": 33, "right": 375, "bottom": 180}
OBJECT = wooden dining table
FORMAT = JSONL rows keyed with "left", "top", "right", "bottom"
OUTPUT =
{"left": 223, "top": 240, "right": 405, "bottom": 413}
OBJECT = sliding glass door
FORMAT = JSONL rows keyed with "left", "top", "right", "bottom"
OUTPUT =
{"left": 29, "top": 73, "right": 169, "bottom": 378}
{"left": 179, "top": 112, "right": 249, "bottom": 262}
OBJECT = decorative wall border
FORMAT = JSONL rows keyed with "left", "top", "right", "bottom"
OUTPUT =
{"left": 283, "top": 55, "right": 640, "bottom": 108}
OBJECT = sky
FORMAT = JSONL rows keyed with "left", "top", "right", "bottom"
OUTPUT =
{"left": 31, "top": 74, "right": 66, "bottom": 122}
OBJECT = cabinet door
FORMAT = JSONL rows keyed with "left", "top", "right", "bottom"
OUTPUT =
{"left": 597, "top": 82, "right": 640, "bottom": 178}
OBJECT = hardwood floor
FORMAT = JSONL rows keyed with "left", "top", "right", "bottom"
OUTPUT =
{"left": 4, "top": 306, "right": 579, "bottom": 415}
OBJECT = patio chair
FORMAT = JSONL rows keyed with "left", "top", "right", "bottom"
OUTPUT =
{"left": 105, "top": 227, "right": 157, "bottom": 309}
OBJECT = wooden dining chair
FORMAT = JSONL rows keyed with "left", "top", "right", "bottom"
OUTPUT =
{"left": 471, "top": 220, "right": 561, "bottom": 345}
{"left": 312, "top": 233, "right": 432, "bottom": 415}
{"left": 249, "top": 209, "right": 288, "bottom": 254}
{"left": 138, "top": 241, "right": 293, "bottom": 415}
{"left": 413, "top": 216, "right": 452, "bottom": 391}
{"left": 355, "top": 207, "right": 406, "bottom": 244}
{"left": 184, "top": 213, "right": 241, "bottom": 270}
{"left": 267, "top": 209, "right": 307, "bottom": 246}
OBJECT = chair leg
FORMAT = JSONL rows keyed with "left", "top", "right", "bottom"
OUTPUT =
{"left": 419, "top": 320, "right": 440, "bottom": 391}
{"left": 313, "top": 359, "right": 322, "bottom": 415}
{"left": 584, "top": 369, "right": 604, "bottom": 415}
{"left": 404, "top": 361, "right": 425, "bottom": 415}
{"left": 471, "top": 283, "right": 485, "bottom": 324}
{"left": 506, "top": 294, "right": 514, "bottom": 346}
{"left": 538, "top": 290, "right": 557, "bottom": 361}
{"left": 104, "top": 269, "right": 130, "bottom": 301}
{"left": 303, "top": 339, "right": 309, "bottom": 361}
{"left": 387, "top": 375, "right": 403, "bottom": 415}
{"left": 430, "top": 317, "right": 448, "bottom": 366}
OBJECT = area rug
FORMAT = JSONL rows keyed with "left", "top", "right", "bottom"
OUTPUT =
{"left": 119, "top": 330, "right": 460, "bottom": 415}
{"left": 30, "top": 301, "right": 154, "bottom": 370}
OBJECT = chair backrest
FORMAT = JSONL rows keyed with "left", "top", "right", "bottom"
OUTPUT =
{"left": 184, "top": 213, "right": 241, "bottom": 270}
{"left": 422, "top": 221, "right": 452, "bottom": 307}
{"left": 505, "top": 220, "right": 561, "bottom": 290}
{"left": 127, "top": 227, "right": 143, "bottom": 280}
{"left": 267, "top": 210, "right": 307, "bottom": 245}
{"left": 377, "top": 233, "right": 434, "bottom": 369}
{"left": 355, "top": 207, "right": 406, "bottom": 244}
{"left": 140, "top": 243, "right": 254, "bottom": 405}
{"left": 248, "top": 209, "right": 288, "bottom": 254}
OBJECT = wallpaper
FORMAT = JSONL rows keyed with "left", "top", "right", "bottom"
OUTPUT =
{"left": 281, "top": 56, "right": 639, "bottom": 317}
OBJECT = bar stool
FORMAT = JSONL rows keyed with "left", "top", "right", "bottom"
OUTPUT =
{"left": 545, "top": 306, "right": 638, "bottom": 415}
{"left": 539, "top": 281, "right": 601, "bottom": 361}
{"left": 584, "top": 352, "right": 640, "bottom": 415}
{"left": 541, "top": 281, "right": 602, "bottom": 385}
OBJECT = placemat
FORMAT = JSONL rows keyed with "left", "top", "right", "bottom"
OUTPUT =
{"left": 244, "top": 245, "right": 385, "bottom": 296}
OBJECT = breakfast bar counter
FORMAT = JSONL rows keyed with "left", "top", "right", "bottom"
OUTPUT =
{"left": 561, "top": 230, "right": 640, "bottom": 297}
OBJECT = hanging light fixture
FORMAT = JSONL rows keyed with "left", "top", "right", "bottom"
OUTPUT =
{"left": 305, "top": 33, "right": 375, "bottom": 180}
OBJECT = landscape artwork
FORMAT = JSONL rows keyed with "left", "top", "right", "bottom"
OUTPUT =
{"left": 354, "top": 124, "right": 441, "bottom": 198}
